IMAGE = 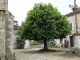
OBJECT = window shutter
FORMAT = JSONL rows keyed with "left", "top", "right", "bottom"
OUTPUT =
{"left": 70, "top": 23, "right": 74, "bottom": 31}
{"left": 13, "top": 37, "right": 16, "bottom": 43}
{"left": 72, "top": 23, "right": 74, "bottom": 30}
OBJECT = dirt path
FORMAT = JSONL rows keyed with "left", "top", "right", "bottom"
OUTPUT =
{"left": 14, "top": 48, "right": 80, "bottom": 60}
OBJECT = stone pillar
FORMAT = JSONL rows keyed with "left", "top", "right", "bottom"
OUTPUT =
{"left": 0, "top": 0, "right": 14, "bottom": 60}
{"left": 0, "top": 0, "right": 7, "bottom": 59}
{"left": 5, "top": 11, "right": 14, "bottom": 55}
{"left": 0, "top": 11, "right": 6, "bottom": 60}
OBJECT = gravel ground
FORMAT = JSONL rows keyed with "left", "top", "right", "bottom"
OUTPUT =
{"left": 14, "top": 48, "right": 80, "bottom": 60}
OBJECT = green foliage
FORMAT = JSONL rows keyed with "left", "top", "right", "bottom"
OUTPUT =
{"left": 55, "top": 45, "right": 58, "bottom": 48}
{"left": 5, "top": 54, "right": 8, "bottom": 60}
{"left": 30, "top": 40, "right": 44, "bottom": 45}
{"left": 5, "top": 53, "right": 16, "bottom": 60}
{"left": 13, "top": 53, "right": 16, "bottom": 60}
{"left": 16, "top": 36, "right": 25, "bottom": 49}
{"left": 61, "top": 44, "right": 64, "bottom": 46}
{"left": 15, "top": 3, "right": 71, "bottom": 49}
{"left": 47, "top": 40, "right": 54, "bottom": 48}
{"left": 37, "top": 40, "right": 44, "bottom": 43}
{"left": 47, "top": 45, "right": 54, "bottom": 48}
{"left": 30, "top": 40, "right": 38, "bottom": 45}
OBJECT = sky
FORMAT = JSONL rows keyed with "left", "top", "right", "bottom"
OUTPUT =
{"left": 8, "top": 0, "right": 80, "bottom": 26}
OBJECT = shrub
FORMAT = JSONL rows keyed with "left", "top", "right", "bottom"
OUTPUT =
{"left": 47, "top": 41, "right": 54, "bottom": 48}
{"left": 30, "top": 40, "right": 38, "bottom": 45}
{"left": 16, "top": 36, "right": 25, "bottom": 49}
{"left": 5, "top": 54, "right": 8, "bottom": 60}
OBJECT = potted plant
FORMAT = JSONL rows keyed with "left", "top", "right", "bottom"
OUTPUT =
{"left": 61, "top": 44, "right": 63, "bottom": 48}
{"left": 64, "top": 44, "right": 66, "bottom": 48}
{"left": 67, "top": 46, "right": 69, "bottom": 48}
{"left": 55, "top": 45, "right": 58, "bottom": 48}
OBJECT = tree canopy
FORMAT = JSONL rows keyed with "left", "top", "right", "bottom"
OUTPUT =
{"left": 15, "top": 3, "right": 71, "bottom": 49}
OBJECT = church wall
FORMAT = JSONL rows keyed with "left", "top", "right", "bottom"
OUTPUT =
{"left": 0, "top": 0, "right": 14, "bottom": 59}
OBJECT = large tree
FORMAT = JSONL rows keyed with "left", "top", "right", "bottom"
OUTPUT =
{"left": 16, "top": 3, "right": 71, "bottom": 49}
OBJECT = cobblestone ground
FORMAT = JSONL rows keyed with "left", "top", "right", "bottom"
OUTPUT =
{"left": 14, "top": 48, "right": 80, "bottom": 60}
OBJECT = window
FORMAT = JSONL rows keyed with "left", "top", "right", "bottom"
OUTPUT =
{"left": 14, "top": 38, "right": 16, "bottom": 43}
{"left": 70, "top": 23, "right": 74, "bottom": 30}
{"left": 70, "top": 23, "right": 72, "bottom": 27}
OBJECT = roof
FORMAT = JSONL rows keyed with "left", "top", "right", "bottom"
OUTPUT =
{"left": 65, "top": 9, "right": 80, "bottom": 16}
{"left": 14, "top": 25, "right": 19, "bottom": 30}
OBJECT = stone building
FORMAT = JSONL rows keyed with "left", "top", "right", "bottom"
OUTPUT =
{"left": 54, "top": 9, "right": 80, "bottom": 48}
{"left": 65, "top": 9, "right": 80, "bottom": 48}
{"left": 54, "top": 39, "right": 65, "bottom": 48}
{"left": 13, "top": 20, "right": 19, "bottom": 48}
{"left": 0, "top": 0, "right": 14, "bottom": 60}
{"left": 13, "top": 20, "right": 30, "bottom": 49}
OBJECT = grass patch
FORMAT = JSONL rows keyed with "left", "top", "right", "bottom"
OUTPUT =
{"left": 39, "top": 49, "right": 57, "bottom": 52}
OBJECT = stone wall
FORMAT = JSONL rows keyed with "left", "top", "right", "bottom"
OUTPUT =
{"left": 5, "top": 11, "right": 14, "bottom": 55}
{"left": 0, "top": 0, "right": 14, "bottom": 60}
{"left": 67, "top": 12, "right": 80, "bottom": 33}
{"left": 54, "top": 12, "right": 80, "bottom": 48}
{"left": 0, "top": 11, "right": 6, "bottom": 60}
{"left": 30, "top": 44, "right": 44, "bottom": 48}
{"left": 73, "top": 34, "right": 80, "bottom": 49}
{"left": 66, "top": 12, "right": 80, "bottom": 48}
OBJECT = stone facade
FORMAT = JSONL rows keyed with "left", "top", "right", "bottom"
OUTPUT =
{"left": 65, "top": 10, "right": 80, "bottom": 48}
{"left": 13, "top": 21, "right": 30, "bottom": 49}
{"left": 66, "top": 12, "right": 80, "bottom": 33}
{"left": 30, "top": 43, "right": 44, "bottom": 48}
{"left": 5, "top": 11, "right": 14, "bottom": 55}
{"left": 0, "top": 11, "right": 6, "bottom": 60}
{"left": 54, "top": 10, "right": 80, "bottom": 48}
{"left": 54, "top": 39, "right": 65, "bottom": 48}
{"left": 13, "top": 20, "right": 19, "bottom": 48}
{"left": 0, "top": 0, "right": 14, "bottom": 60}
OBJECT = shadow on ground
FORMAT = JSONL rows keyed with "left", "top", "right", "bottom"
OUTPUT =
{"left": 16, "top": 49, "right": 67, "bottom": 54}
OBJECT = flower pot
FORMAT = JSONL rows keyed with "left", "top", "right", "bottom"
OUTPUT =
{"left": 64, "top": 45, "right": 66, "bottom": 48}
{"left": 61, "top": 46, "right": 63, "bottom": 48}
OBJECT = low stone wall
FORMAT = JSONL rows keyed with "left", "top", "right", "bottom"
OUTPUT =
{"left": 30, "top": 44, "right": 44, "bottom": 48}
{"left": 66, "top": 48, "right": 80, "bottom": 56}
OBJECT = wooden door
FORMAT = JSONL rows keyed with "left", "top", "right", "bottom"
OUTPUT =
{"left": 70, "top": 36, "right": 74, "bottom": 47}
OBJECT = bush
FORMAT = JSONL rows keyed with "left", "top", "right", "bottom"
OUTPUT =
{"left": 47, "top": 41, "right": 54, "bottom": 48}
{"left": 37, "top": 40, "right": 44, "bottom": 43}
{"left": 5, "top": 54, "right": 8, "bottom": 60}
{"left": 55, "top": 45, "right": 58, "bottom": 48}
{"left": 16, "top": 36, "right": 25, "bottom": 49}
{"left": 30, "top": 40, "right": 38, "bottom": 45}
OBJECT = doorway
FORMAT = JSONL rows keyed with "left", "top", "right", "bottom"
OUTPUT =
{"left": 70, "top": 36, "right": 74, "bottom": 47}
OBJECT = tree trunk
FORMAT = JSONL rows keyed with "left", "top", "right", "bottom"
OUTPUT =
{"left": 44, "top": 40, "right": 48, "bottom": 49}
